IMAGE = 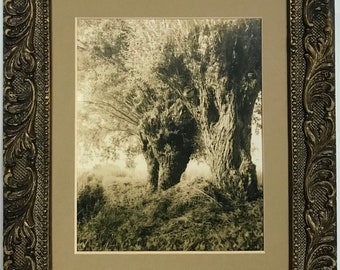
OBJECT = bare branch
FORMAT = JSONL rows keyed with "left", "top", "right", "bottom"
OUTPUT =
{"left": 82, "top": 100, "right": 139, "bottom": 126}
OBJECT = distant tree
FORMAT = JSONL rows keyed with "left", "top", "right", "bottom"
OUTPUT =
{"left": 76, "top": 20, "right": 135, "bottom": 166}
{"left": 156, "top": 19, "right": 262, "bottom": 200}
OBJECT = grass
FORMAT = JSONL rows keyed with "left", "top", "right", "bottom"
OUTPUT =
{"left": 77, "top": 174, "right": 263, "bottom": 251}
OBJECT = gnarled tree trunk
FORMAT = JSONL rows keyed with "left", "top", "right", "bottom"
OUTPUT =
{"left": 157, "top": 143, "right": 191, "bottom": 191}
{"left": 140, "top": 113, "right": 196, "bottom": 192}
{"left": 158, "top": 152, "right": 189, "bottom": 190}
{"left": 141, "top": 135, "right": 159, "bottom": 192}
{"left": 204, "top": 90, "right": 260, "bottom": 200}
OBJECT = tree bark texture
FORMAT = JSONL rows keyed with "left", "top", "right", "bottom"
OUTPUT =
{"left": 141, "top": 135, "right": 159, "bottom": 191}
{"left": 203, "top": 88, "right": 260, "bottom": 200}
{"left": 156, "top": 135, "right": 192, "bottom": 190}
{"left": 140, "top": 109, "right": 196, "bottom": 191}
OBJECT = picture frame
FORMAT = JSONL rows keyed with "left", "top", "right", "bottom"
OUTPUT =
{"left": 3, "top": 0, "right": 336, "bottom": 269}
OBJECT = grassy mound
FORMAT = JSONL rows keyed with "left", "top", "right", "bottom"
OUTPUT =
{"left": 77, "top": 176, "right": 263, "bottom": 251}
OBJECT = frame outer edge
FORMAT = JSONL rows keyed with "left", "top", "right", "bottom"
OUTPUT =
{"left": 3, "top": 0, "right": 51, "bottom": 269}
{"left": 289, "top": 0, "right": 337, "bottom": 269}
{"left": 302, "top": 0, "right": 336, "bottom": 269}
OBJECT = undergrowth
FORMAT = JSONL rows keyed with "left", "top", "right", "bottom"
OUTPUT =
{"left": 77, "top": 176, "right": 263, "bottom": 251}
{"left": 77, "top": 175, "right": 106, "bottom": 225}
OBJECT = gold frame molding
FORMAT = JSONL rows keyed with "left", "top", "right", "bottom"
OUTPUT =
{"left": 3, "top": 0, "right": 336, "bottom": 269}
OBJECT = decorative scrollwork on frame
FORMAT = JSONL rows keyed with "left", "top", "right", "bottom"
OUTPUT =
{"left": 302, "top": 0, "right": 336, "bottom": 269}
{"left": 3, "top": 0, "right": 38, "bottom": 269}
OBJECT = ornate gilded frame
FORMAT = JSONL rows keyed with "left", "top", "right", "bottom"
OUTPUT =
{"left": 3, "top": 0, "right": 336, "bottom": 269}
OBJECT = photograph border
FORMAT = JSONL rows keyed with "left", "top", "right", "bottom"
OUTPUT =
{"left": 3, "top": 0, "right": 336, "bottom": 269}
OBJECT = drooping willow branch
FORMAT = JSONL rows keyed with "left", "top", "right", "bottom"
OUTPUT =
{"left": 82, "top": 100, "right": 140, "bottom": 127}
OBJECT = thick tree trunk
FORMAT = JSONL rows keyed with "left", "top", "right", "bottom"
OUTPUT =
{"left": 141, "top": 102, "right": 196, "bottom": 191}
{"left": 141, "top": 135, "right": 159, "bottom": 192}
{"left": 204, "top": 91, "right": 260, "bottom": 200}
{"left": 141, "top": 128, "right": 194, "bottom": 191}
{"left": 155, "top": 129, "right": 194, "bottom": 190}
{"left": 157, "top": 149, "right": 191, "bottom": 190}
{"left": 143, "top": 148, "right": 159, "bottom": 192}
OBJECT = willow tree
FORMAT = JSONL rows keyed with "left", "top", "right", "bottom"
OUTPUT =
{"left": 77, "top": 19, "right": 196, "bottom": 191}
{"left": 156, "top": 19, "right": 262, "bottom": 199}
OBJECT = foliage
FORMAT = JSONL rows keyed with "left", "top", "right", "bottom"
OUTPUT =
{"left": 77, "top": 175, "right": 107, "bottom": 224}
{"left": 155, "top": 19, "right": 262, "bottom": 125}
{"left": 77, "top": 20, "right": 199, "bottom": 189}
{"left": 77, "top": 19, "right": 138, "bottom": 165}
{"left": 77, "top": 176, "right": 263, "bottom": 251}
{"left": 77, "top": 18, "right": 261, "bottom": 163}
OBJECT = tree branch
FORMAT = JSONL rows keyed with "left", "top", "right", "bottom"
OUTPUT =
{"left": 82, "top": 100, "right": 139, "bottom": 126}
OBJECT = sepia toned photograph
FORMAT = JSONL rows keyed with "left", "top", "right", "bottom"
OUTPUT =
{"left": 76, "top": 18, "right": 263, "bottom": 252}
